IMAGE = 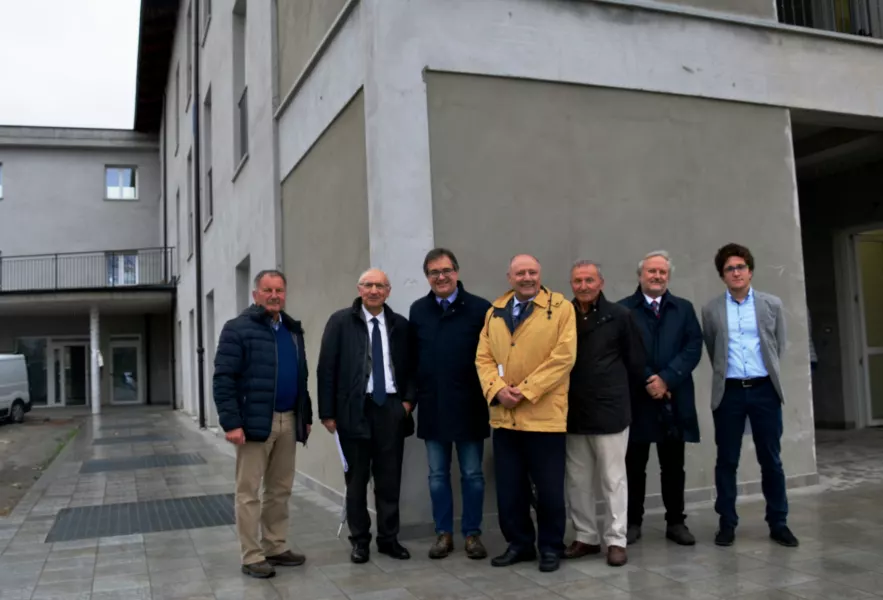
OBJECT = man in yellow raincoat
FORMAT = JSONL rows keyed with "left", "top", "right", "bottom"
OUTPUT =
{"left": 476, "top": 254, "right": 577, "bottom": 573}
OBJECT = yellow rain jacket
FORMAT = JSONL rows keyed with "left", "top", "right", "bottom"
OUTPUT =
{"left": 475, "top": 287, "right": 576, "bottom": 432}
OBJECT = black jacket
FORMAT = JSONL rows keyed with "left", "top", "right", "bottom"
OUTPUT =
{"left": 618, "top": 288, "right": 703, "bottom": 444}
{"left": 317, "top": 298, "right": 414, "bottom": 440}
{"left": 567, "top": 292, "right": 646, "bottom": 435}
{"left": 407, "top": 282, "right": 491, "bottom": 442}
{"left": 212, "top": 305, "right": 313, "bottom": 444}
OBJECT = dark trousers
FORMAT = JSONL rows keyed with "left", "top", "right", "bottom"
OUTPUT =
{"left": 493, "top": 428, "right": 566, "bottom": 555}
{"left": 339, "top": 397, "right": 406, "bottom": 546}
{"left": 626, "top": 438, "right": 686, "bottom": 527}
{"left": 713, "top": 379, "right": 788, "bottom": 531}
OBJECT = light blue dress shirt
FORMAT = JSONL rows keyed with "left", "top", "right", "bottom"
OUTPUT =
{"left": 436, "top": 287, "right": 458, "bottom": 306}
{"left": 725, "top": 288, "right": 769, "bottom": 379}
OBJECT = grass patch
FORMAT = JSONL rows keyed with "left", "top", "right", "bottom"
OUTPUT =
{"left": 39, "top": 426, "right": 80, "bottom": 471}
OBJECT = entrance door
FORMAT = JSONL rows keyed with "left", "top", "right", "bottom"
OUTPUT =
{"left": 48, "top": 342, "right": 90, "bottom": 407}
{"left": 110, "top": 340, "right": 143, "bottom": 405}
{"left": 855, "top": 234, "right": 883, "bottom": 426}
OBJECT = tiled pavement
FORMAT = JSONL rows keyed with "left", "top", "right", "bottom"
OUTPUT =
{"left": 1, "top": 409, "right": 882, "bottom": 600}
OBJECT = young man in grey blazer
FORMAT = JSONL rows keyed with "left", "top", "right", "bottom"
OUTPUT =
{"left": 701, "top": 244, "right": 798, "bottom": 548}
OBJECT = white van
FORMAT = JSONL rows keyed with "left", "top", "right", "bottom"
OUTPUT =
{"left": 0, "top": 354, "right": 32, "bottom": 423}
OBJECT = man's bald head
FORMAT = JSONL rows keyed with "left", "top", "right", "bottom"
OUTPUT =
{"left": 507, "top": 254, "right": 542, "bottom": 302}
{"left": 358, "top": 268, "right": 391, "bottom": 315}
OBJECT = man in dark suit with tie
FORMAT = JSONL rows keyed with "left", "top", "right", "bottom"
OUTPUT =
{"left": 701, "top": 243, "right": 799, "bottom": 548}
{"left": 317, "top": 268, "right": 415, "bottom": 563}
{"left": 618, "top": 251, "right": 702, "bottom": 547}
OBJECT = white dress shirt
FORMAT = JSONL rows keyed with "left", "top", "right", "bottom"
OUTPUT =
{"left": 362, "top": 306, "right": 397, "bottom": 394}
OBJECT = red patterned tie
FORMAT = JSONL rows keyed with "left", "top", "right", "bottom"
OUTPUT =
{"left": 651, "top": 300, "right": 660, "bottom": 318}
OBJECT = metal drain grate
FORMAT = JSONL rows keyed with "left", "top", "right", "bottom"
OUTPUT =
{"left": 45, "top": 494, "right": 235, "bottom": 542}
{"left": 92, "top": 434, "right": 173, "bottom": 445}
{"left": 80, "top": 453, "right": 206, "bottom": 473}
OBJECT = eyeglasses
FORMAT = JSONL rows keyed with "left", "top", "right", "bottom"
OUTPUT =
{"left": 358, "top": 282, "right": 389, "bottom": 290}
{"left": 724, "top": 264, "right": 749, "bottom": 274}
{"left": 428, "top": 268, "right": 456, "bottom": 279}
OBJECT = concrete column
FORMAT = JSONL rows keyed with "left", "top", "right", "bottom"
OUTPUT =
{"left": 90, "top": 305, "right": 101, "bottom": 415}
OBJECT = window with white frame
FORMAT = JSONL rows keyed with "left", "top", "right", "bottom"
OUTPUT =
{"left": 105, "top": 166, "right": 138, "bottom": 200}
{"left": 106, "top": 252, "right": 139, "bottom": 286}
{"left": 0, "top": 163, "right": 4, "bottom": 198}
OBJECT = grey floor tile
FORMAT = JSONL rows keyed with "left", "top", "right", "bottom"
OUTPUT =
{"left": 38, "top": 568, "right": 95, "bottom": 585}
{"left": 148, "top": 566, "right": 208, "bottom": 587}
{"left": 31, "top": 579, "right": 93, "bottom": 598}
{"left": 683, "top": 574, "right": 772, "bottom": 598}
{"left": 632, "top": 583, "right": 722, "bottom": 600}
{"left": 780, "top": 579, "right": 878, "bottom": 599}
{"left": 740, "top": 566, "right": 820, "bottom": 589}
{"left": 0, "top": 587, "right": 36, "bottom": 600}
{"left": 546, "top": 578, "right": 633, "bottom": 599}
{"left": 91, "top": 573, "right": 151, "bottom": 593}
{"left": 150, "top": 578, "right": 215, "bottom": 599}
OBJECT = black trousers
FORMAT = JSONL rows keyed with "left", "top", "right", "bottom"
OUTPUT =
{"left": 339, "top": 396, "right": 407, "bottom": 546}
{"left": 493, "top": 428, "right": 566, "bottom": 555}
{"left": 626, "top": 438, "right": 686, "bottom": 527}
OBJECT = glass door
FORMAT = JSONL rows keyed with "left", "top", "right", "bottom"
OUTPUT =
{"left": 855, "top": 235, "right": 883, "bottom": 426}
{"left": 110, "top": 341, "right": 142, "bottom": 404}
{"left": 48, "top": 342, "right": 90, "bottom": 407}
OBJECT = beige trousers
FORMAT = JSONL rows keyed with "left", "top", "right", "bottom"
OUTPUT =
{"left": 566, "top": 428, "right": 629, "bottom": 548}
{"left": 235, "top": 412, "right": 296, "bottom": 565}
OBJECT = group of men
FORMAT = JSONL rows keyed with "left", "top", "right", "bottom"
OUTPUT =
{"left": 213, "top": 242, "right": 800, "bottom": 579}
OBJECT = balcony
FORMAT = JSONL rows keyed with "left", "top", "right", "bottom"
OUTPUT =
{"left": 778, "top": 0, "right": 883, "bottom": 37}
{"left": 0, "top": 247, "right": 176, "bottom": 293}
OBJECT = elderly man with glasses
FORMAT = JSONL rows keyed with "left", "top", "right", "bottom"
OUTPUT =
{"left": 317, "top": 268, "right": 415, "bottom": 564}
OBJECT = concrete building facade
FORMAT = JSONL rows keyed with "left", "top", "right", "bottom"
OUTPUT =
{"left": 0, "top": 126, "right": 174, "bottom": 413}
{"left": 139, "top": 0, "right": 883, "bottom": 534}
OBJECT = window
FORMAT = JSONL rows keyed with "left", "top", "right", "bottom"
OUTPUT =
{"left": 106, "top": 252, "right": 139, "bottom": 286}
{"left": 0, "top": 163, "right": 3, "bottom": 198}
{"left": 203, "top": 88, "right": 213, "bottom": 225}
{"left": 186, "top": 2, "right": 193, "bottom": 109}
{"left": 187, "top": 150, "right": 194, "bottom": 259}
{"left": 175, "top": 63, "right": 180, "bottom": 153}
{"left": 105, "top": 167, "right": 138, "bottom": 200}
{"left": 202, "top": 0, "right": 212, "bottom": 42}
{"left": 232, "top": 0, "right": 248, "bottom": 166}
{"left": 176, "top": 188, "right": 181, "bottom": 272}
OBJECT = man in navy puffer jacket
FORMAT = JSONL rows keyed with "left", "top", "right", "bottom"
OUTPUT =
{"left": 213, "top": 269, "right": 313, "bottom": 579}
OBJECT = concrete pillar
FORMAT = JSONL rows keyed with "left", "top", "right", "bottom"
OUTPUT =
{"left": 90, "top": 305, "right": 101, "bottom": 415}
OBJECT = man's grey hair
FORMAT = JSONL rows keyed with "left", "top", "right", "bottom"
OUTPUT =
{"left": 253, "top": 269, "right": 287, "bottom": 289}
{"left": 358, "top": 268, "right": 390, "bottom": 286}
{"left": 571, "top": 259, "right": 603, "bottom": 279}
{"left": 637, "top": 250, "right": 674, "bottom": 276}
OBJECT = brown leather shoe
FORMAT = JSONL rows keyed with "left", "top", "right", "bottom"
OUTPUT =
{"left": 266, "top": 550, "right": 306, "bottom": 566}
{"left": 465, "top": 535, "right": 488, "bottom": 560}
{"left": 563, "top": 541, "right": 601, "bottom": 559}
{"left": 241, "top": 560, "right": 276, "bottom": 578}
{"left": 607, "top": 545, "right": 628, "bottom": 567}
{"left": 429, "top": 533, "right": 454, "bottom": 559}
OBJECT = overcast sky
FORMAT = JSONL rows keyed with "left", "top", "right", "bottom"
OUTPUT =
{"left": 0, "top": 0, "right": 142, "bottom": 129}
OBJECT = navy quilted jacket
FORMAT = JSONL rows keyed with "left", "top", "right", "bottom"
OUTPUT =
{"left": 212, "top": 305, "right": 313, "bottom": 444}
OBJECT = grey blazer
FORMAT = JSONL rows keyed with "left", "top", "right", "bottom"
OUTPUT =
{"left": 701, "top": 290, "right": 786, "bottom": 410}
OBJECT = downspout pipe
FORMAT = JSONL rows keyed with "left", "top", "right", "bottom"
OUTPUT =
{"left": 193, "top": 0, "right": 207, "bottom": 429}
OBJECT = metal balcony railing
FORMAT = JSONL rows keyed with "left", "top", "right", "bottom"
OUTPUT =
{"left": 778, "top": 0, "right": 883, "bottom": 37}
{"left": 0, "top": 247, "right": 177, "bottom": 293}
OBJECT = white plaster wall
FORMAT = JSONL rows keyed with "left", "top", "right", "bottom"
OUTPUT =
{"left": 163, "top": 0, "right": 279, "bottom": 417}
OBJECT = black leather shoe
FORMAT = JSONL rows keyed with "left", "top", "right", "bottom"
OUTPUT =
{"left": 538, "top": 552, "right": 560, "bottom": 572}
{"left": 351, "top": 543, "right": 370, "bottom": 564}
{"left": 377, "top": 541, "right": 410, "bottom": 560}
{"left": 715, "top": 527, "right": 735, "bottom": 547}
{"left": 770, "top": 526, "right": 799, "bottom": 548}
{"left": 491, "top": 547, "right": 537, "bottom": 567}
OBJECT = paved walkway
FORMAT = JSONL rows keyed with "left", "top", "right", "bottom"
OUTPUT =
{"left": 1, "top": 408, "right": 882, "bottom": 600}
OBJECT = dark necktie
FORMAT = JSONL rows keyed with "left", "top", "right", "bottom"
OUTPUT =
{"left": 651, "top": 300, "right": 660, "bottom": 319}
{"left": 440, "top": 299, "right": 450, "bottom": 312}
{"left": 370, "top": 317, "right": 387, "bottom": 406}
{"left": 513, "top": 302, "right": 522, "bottom": 326}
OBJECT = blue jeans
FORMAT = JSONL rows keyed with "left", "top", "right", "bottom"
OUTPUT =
{"left": 713, "top": 379, "right": 788, "bottom": 531}
{"left": 425, "top": 440, "right": 485, "bottom": 537}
